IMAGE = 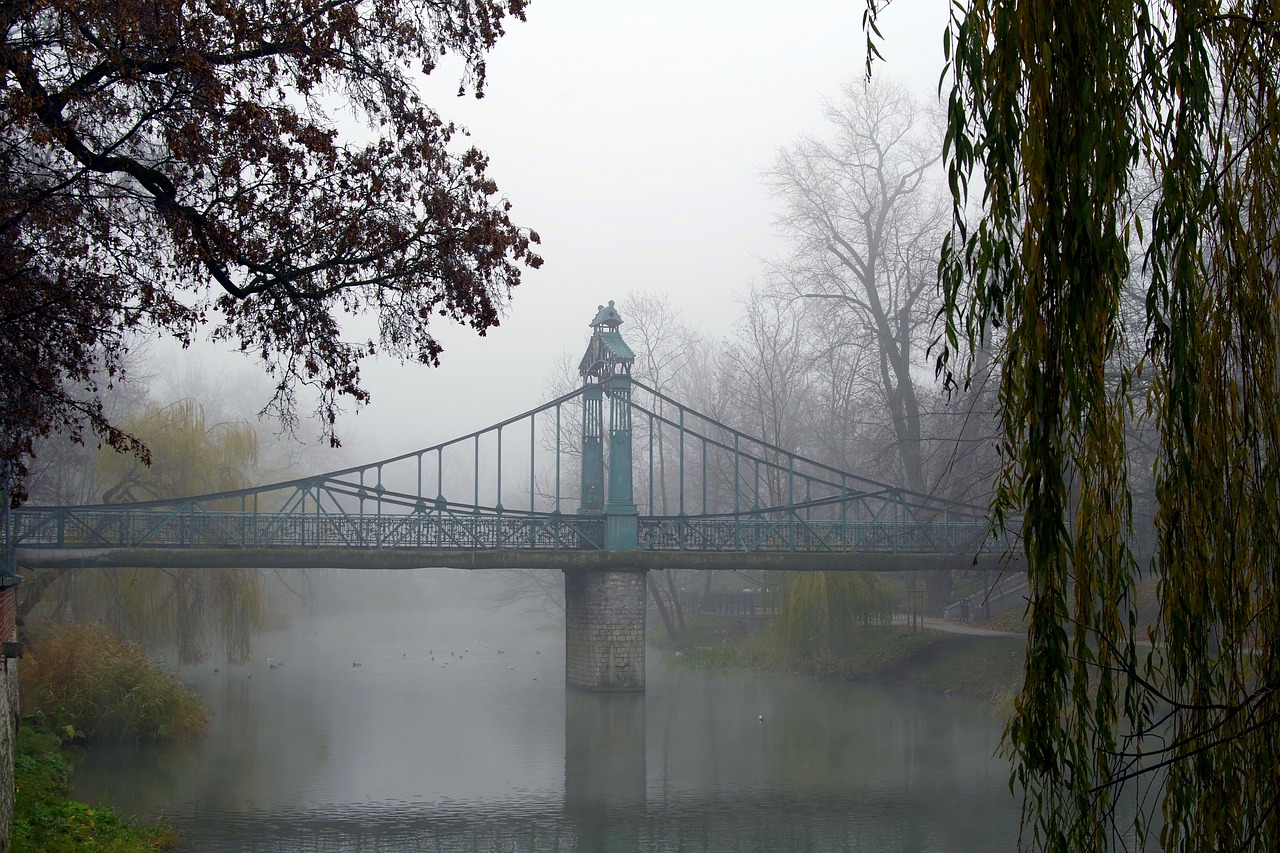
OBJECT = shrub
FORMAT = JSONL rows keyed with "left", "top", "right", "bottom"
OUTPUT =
{"left": 20, "top": 623, "right": 207, "bottom": 741}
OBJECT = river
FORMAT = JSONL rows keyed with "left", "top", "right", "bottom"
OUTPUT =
{"left": 72, "top": 570, "right": 1022, "bottom": 851}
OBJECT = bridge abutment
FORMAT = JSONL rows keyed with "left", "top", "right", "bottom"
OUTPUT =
{"left": 563, "top": 569, "right": 646, "bottom": 691}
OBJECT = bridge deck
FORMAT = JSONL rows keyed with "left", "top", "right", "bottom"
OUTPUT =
{"left": 15, "top": 545, "right": 1009, "bottom": 572}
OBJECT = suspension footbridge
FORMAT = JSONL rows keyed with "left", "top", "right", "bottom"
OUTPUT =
{"left": 4, "top": 301, "right": 1009, "bottom": 689}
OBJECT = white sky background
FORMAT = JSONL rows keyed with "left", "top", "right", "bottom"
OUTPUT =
{"left": 168, "top": 0, "right": 952, "bottom": 465}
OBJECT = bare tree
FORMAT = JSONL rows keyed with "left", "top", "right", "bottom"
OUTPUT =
{"left": 721, "top": 285, "right": 814, "bottom": 505}
{"left": 803, "top": 304, "right": 888, "bottom": 478}
{"left": 766, "top": 77, "right": 946, "bottom": 495}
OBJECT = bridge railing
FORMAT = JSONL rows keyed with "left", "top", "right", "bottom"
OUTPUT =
{"left": 10, "top": 505, "right": 607, "bottom": 552}
{"left": 638, "top": 515, "right": 993, "bottom": 554}
{"left": 10, "top": 501, "right": 998, "bottom": 556}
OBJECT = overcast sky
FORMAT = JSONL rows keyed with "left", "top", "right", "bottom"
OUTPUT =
{"left": 176, "top": 0, "right": 952, "bottom": 464}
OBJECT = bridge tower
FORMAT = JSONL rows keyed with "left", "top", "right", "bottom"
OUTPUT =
{"left": 566, "top": 301, "right": 645, "bottom": 691}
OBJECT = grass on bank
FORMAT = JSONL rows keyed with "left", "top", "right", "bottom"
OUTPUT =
{"left": 665, "top": 618, "right": 1026, "bottom": 707}
{"left": 912, "top": 636, "right": 1026, "bottom": 692}
{"left": 668, "top": 622, "right": 937, "bottom": 679}
{"left": 13, "top": 723, "right": 178, "bottom": 853}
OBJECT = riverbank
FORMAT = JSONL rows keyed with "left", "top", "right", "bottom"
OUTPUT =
{"left": 13, "top": 722, "right": 177, "bottom": 852}
{"left": 14, "top": 622, "right": 208, "bottom": 851}
{"left": 660, "top": 615, "right": 1026, "bottom": 711}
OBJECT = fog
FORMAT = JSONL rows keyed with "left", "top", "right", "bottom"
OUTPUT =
{"left": 74, "top": 567, "right": 1022, "bottom": 852}
{"left": 151, "top": 0, "right": 951, "bottom": 468}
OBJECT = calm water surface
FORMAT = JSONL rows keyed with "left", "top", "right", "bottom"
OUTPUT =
{"left": 74, "top": 576, "right": 1021, "bottom": 852}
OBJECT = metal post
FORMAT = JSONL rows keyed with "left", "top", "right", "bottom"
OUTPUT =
{"left": 701, "top": 440, "right": 707, "bottom": 515}
{"left": 580, "top": 383, "right": 604, "bottom": 515}
{"left": 733, "top": 434, "right": 740, "bottom": 515}
{"left": 605, "top": 372, "right": 637, "bottom": 550}
{"left": 496, "top": 425, "right": 504, "bottom": 548}
{"left": 437, "top": 447, "right": 444, "bottom": 503}
{"left": 437, "top": 447, "right": 445, "bottom": 547}
{"left": 893, "top": 494, "right": 899, "bottom": 556}
{"left": 841, "top": 474, "right": 848, "bottom": 523}
{"left": 647, "top": 412, "right": 654, "bottom": 515}
{"left": 733, "top": 434, "right": 740, "bottom": 551}
{"left": 555, "top": 404, "right": 562, "bottom": 514}
{"left": 678, "top": 408, "right": 685, "bottom": 516}
{"left": 376, "top": 464, "right": 383, "bottom": 547}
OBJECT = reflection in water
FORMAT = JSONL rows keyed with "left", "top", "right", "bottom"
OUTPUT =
{"left": 73, "top": 578, "right": 1020, "bottom": 852}
{"left": 565, "top": 691, "right": 646, "bottom": 852}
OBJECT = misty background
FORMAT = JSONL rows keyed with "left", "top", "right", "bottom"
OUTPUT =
{"left": 127, "top": 0, "right": 953, "bottom": 468}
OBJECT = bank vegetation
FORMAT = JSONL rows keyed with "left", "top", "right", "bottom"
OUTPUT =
{"left": 14, "top": 623, "right": 207, "bottom": 852}
{"left": 662, "top": 571, "right": 1027, "bottom": 709}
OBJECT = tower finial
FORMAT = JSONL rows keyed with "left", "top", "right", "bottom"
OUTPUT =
{"left": 589, "top": 300, "right": 624, "bottom": 329}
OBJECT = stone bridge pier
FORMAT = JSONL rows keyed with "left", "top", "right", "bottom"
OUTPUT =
{"left": 563, "top": 569, "right": 646, "bottom": 691}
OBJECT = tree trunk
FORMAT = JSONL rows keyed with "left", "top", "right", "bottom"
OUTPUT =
{"left": 647, "top": 573, "right": 680, "bottom": 640}
{"left": 16, "top": 567, "right": 67, "bottom": 621}
{"left": 662, "top": 569, "right": 686, "bottom": 633}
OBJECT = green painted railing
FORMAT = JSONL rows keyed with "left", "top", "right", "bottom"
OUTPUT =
{"left": 8, "top": 504, "right": 995, "bottom": 555}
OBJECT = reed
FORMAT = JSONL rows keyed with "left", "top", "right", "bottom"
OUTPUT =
{"left": 20, "top": 622, "right": 207, "bottom": 741}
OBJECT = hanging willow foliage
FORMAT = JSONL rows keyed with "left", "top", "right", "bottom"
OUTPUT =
{"left": 23, "top": 399, "right": 266, "bottom": 664}
{"left": 864, "top": 1, "right": 1280, "bottom": 849}
{"left": 776, "top": 571, "right": 893, "bottom": 658}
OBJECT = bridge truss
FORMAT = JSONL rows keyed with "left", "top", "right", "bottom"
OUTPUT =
{"left": 7, "top": 382, "right": 1002, "bottom": 569}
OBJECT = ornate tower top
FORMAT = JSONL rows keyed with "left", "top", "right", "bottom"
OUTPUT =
{"left": 579, "top": 300, "right": 634, "bottom": 380}
{"left": 589, "top": 300, "right": 624, "bottom": 330}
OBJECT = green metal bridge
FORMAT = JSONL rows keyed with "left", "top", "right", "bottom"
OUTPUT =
{"left": 5, "top": 302, "right": 1003, "bottom": 575}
